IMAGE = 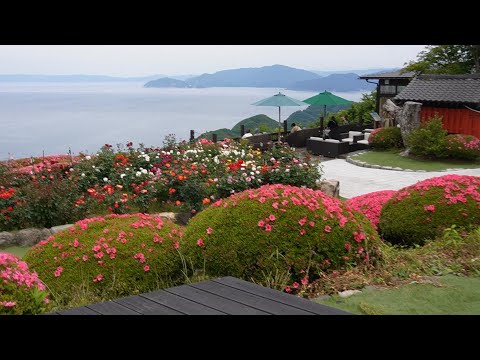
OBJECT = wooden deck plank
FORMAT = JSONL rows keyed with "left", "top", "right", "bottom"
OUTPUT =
{"left": 58, "top": 306, "right": 100, "bottom": 315}
{"left": 165, "top": 284, "right": 270, "bottom": 315}
{"left": 114, "top": 295, "right": 183, "bottom": 315}
{"left": 213, "top": 276, "right": 350, "bottom": 315}
{"left": 140, "top": 290, "right": 225, "bottom": 315}
{"left": 191, "top": 280, "right": 313, "bottom": 315}
{"left": 86, "top": 301, "right": 142, "bottom": 315}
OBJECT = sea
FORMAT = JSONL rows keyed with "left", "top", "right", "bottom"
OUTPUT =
{"left": 0, "top": 82, "right": 367, "bottom": 160}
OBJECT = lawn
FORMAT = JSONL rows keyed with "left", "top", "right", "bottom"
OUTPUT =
{"left": 1, "top": 246, "right": 30, "bottom": 258}
{"left": 315, "top": 275, "right": 480, "bottom": 315}
{"left": 352, "top": 150, "right": 480, "bottom": 171}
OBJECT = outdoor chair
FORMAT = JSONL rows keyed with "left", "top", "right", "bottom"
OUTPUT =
{"left": 306, "top": 137, "right": 350, "bottom": 158}
{"left": 285, "top": 127, "right": 322, "bottom": 148}
{"left": 247, "top": 133, "right": 273, "bottom": 151}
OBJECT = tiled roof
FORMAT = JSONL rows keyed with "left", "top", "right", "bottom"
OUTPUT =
{"left": 359, "top": 70, "right": 416, "bottom": 79}
{"left": 394, "top": 74, "right": 480, "bottom": 104}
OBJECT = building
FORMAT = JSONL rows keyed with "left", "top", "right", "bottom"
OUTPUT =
{"left": 359, "top": 70, "right": 416, "bottom": 119}
{"left": 394, "top": 74, "right": 480, "bottom": 138}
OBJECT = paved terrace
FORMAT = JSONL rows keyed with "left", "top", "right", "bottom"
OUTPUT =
{"left": 321, "top": 159, "right": 480, "bottom": 199}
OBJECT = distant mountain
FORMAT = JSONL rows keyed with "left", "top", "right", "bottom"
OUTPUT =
{"left": 288, "top": 73, "right": 376, "bottom": 92}
{"left": 310, "top": 68, "right": 398, "bottom": 77}
{"left": 231, "top": 114, "right": 279, "bottom": 134}
{"left": 286, "top": 104, "right": 351, "bottom": 128}
{"left": 170, "top": 74, "right": 198, "bottom": 81}
{"left": 157, "top": 65, "right": 319, "bottom": 89}
{"left": 144, "top": 77, "right": 190, "bottom": 88}
{"left": 198, "top": 128, "right": 238, "bottom": 141}
{"left": 0, "top": 74, "right": 167, "bottom": 82}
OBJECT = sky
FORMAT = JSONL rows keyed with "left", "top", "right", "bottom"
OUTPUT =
{"left": 0, "top": 45, "right": 426, "bottom": 77}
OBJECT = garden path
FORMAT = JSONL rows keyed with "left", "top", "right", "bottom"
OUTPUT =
{"left": 321, "top": 159, "right": 480, "bottom": 198}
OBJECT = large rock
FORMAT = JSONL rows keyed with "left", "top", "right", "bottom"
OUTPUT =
{"left": 315, "top": 179, "right": 340, "bottom": 198}
{"left": 156, "top": 212, "right": 192, "bottom": 225}
{"left": 50, "top": 224, "right": 73, "bottom": 234}
{"left": 397, "top": 101, "right": 422, "bottom": 146}
{"left": 14, "top": 228, "right": 52, "bottom": 247}
{"left": 0, "top": 231, "right": 14, "bottom": 247}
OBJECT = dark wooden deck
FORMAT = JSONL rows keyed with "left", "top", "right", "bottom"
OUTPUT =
{"left": 49, "top": 276, "right": 350, "bottom": 315}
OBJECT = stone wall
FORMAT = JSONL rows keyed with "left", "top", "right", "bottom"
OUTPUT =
{"left": 0, "top": 213, "right": 193, "bottom": 248}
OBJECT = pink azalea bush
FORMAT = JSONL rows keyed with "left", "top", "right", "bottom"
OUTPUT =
{"left": 379, "top": 174, "right": 480, "bottom": 246}
{"left": 347, "top": 190, "right": 397, "bottom": 229}
{"left": 182, "top": 184, "right": 381, "bottom": 292}
{"left": 0, "top": 252, "right": 51, "bottom": 315}
{"left": 24, "top": 213, "right": 185, "bottom": 308}
{"left": 444, "top": 134, "right": 480, "bottom": 161}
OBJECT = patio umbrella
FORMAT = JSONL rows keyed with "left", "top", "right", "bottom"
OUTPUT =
{"left": 302, "top": 91, "right": 353, "bottom": 130}
{"left": 252, "top": 92, "right": 307, "bottom": 141}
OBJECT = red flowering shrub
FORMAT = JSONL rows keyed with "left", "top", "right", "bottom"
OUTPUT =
{"left": 347, "top": 190, "right": 397, "bottom": 229}
{"left": 444, "top": 134, "right": 480, "bottom": 161}
{"left": 379, "top": 175, "right": 480, "bottom": 246}
{"left": 182, "top": 184, "right": 381, "bottom": 291}
{"left": 368, "top": 127, "right": 403, "bottom": 149}
{"left": 24, "top": 214, "right": 184, "bottom": 308}
{"left": 0, "top": 252, "right": 51, "bottom": 315}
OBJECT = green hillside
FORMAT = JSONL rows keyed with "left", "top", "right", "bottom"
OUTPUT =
{"left": 197, "top": 128, "right": 238, "bottom": 141}
{"left": 286, "top": 104, "right": 352, "bottom": 128}
{"left": 231, "top": 114, "right": 278, "bottom": 134}
{"left": 196, "top": 114, "right": 278, "bottom": 141}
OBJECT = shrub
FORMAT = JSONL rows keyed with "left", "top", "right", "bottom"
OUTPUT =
{"left": 0, "top": 252, "right": 51, "bottom": 315}
{"left": 347, "top": 190, "right": 397, "bottom": 230}
{"left": 24, "top": 213, "right": 184, "bottom": 308}
{"left": 444, "top": 134, "right": 480, "bottom": 161}
{"left": 407, "top": 116, "right": 447, "bottom": 158}
{"left": 368, "top": 127, "right": 403, "bottom": 149}
{"left": 182, "top": 184, "right": 381, "bottom": 292}
{"left": 379, "top": 175, "right": 480, "bottom": 246}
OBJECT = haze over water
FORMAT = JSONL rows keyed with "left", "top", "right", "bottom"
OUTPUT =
{"left": 0, "top": 82, "right": 366, "bottom": 160}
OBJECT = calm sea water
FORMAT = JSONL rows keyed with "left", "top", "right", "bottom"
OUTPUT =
{"left": 0, "top": 82, "right": 366, "bottom": 160}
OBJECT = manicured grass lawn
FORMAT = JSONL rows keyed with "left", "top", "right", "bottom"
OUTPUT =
{"left": 352, "top": 150, "right": 480, "bottom": 171}
{"left": 316, "top": 275, "right": 480, "bottom": 315}
{"left": 0, "top": 246, "right": 30, "bottom": 258}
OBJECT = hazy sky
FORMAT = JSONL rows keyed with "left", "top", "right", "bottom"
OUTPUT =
{"left": 0, "top": 45, "right": 426, "bottom": 76}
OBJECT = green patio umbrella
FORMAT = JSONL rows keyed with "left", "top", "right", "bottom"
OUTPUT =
{"left": 252, "top": 92, "right": 307, "bottom": 141}
{"left": 303, "top": 91, "right": 353, "bottom": 131}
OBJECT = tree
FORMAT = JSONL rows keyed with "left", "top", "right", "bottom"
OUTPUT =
{"left": 403, "top": 45, "right": 480, "bottom": 74}
{"left": 316, "top": 90, "right": 376, "bottom": 126}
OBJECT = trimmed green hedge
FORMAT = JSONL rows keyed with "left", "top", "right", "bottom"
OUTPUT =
{"left": 379, "top": 175, "right": 480, "bottom": 246}
{"left": 24, "top": 213, "right": 185, "bottom": 308}
{"left": 182, "top": 184, "right": 381, "bottom": 291}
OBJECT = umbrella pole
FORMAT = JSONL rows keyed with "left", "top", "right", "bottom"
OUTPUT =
{"left": 278, "top": 106, "right": 281, "bottom": 143}
{"left": 324, "top": 105, "right": 327, "bottom": 119}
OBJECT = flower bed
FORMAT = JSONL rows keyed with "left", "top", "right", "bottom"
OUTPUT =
{"left": 1, "top": 138, "right": 321, "bottom": 231}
